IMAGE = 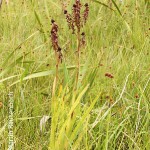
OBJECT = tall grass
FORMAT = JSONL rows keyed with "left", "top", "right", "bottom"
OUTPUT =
{"left": 0, "top": 0, "right": 149, "bottom": 149}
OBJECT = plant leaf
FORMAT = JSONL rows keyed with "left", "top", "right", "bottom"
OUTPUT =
{"left": 92, "top": 0, "right": 114, "bottom": 11}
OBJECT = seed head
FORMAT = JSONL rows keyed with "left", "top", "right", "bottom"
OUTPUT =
{"left": 64, "top": 0, "right": 89, "bottom": 34}
{"left": 65, "top": 12, "right": 75, "bottom": 34}
{"left": 51, "top": 20, "right": 63, "bottom": 62}
{"left": 83, "top": 3, "right": 89, "bottom": 24}
{"left": 51, "top": 20, "right": 59, "bottom": 51}
{"left": 72, "top": 0, "right": 82, "bottom": 31}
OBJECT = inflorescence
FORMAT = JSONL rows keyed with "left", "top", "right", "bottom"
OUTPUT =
{"left": 51, "top": 19, "right": 63, "bottom": 63}
{"left": 64, "top": 0, "right": 89, "bottom": 44}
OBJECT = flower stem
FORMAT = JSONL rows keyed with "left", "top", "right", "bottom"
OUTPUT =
{"left": 76, "top": 29, "right": 80, "bottom": 89}
{"left": 55, "top": 51, "right": 59, "bottom": 84}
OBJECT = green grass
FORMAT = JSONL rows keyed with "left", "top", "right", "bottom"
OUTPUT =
{"left": 0, "top": 0, "right": 150, "bottom": 149}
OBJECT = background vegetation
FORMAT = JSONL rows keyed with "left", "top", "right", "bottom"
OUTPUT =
{"left": 0, "top": 0, "right": 149, "bottom": 149}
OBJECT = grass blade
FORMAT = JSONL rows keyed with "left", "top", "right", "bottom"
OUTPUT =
{"left": 92, "top": 0, "right": 114, "bottom": 11}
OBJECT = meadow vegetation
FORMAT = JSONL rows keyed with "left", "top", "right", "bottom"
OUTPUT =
{"left": 0, "top": 0, "right": 149, "bottom": 149}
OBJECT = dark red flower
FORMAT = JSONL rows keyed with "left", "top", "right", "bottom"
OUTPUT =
{"left": 105, "top": 73, "right": 114, "bottom": 79}
{"left": 51, "top": 19, "right": 63, "bottom": 62}
{"left": 83, "top": 3, "right": 89, "bottom": 24}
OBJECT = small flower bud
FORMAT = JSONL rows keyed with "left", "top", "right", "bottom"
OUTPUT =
{"left": 64, "top": 10, "right": 68, "bottom": 14}
{"left": 51, "top": 19, "right": 55, "bottom": 24}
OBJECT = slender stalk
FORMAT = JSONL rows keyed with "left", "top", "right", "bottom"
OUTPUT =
{"left": 76, "top": 29, "right": 81, "bottom": 89}
{"left": 63, "top": 0, "right": 89, "bottom": 89}
{"left": 55, "top": 51, "right": 59, "bottom": 83}
{"left": 51, "top": 19, "right": 62, "bottom": 89}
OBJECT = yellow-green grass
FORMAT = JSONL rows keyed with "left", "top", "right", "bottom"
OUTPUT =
{"left": 0, "top": 0, "right": 149, "bottom": 149}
